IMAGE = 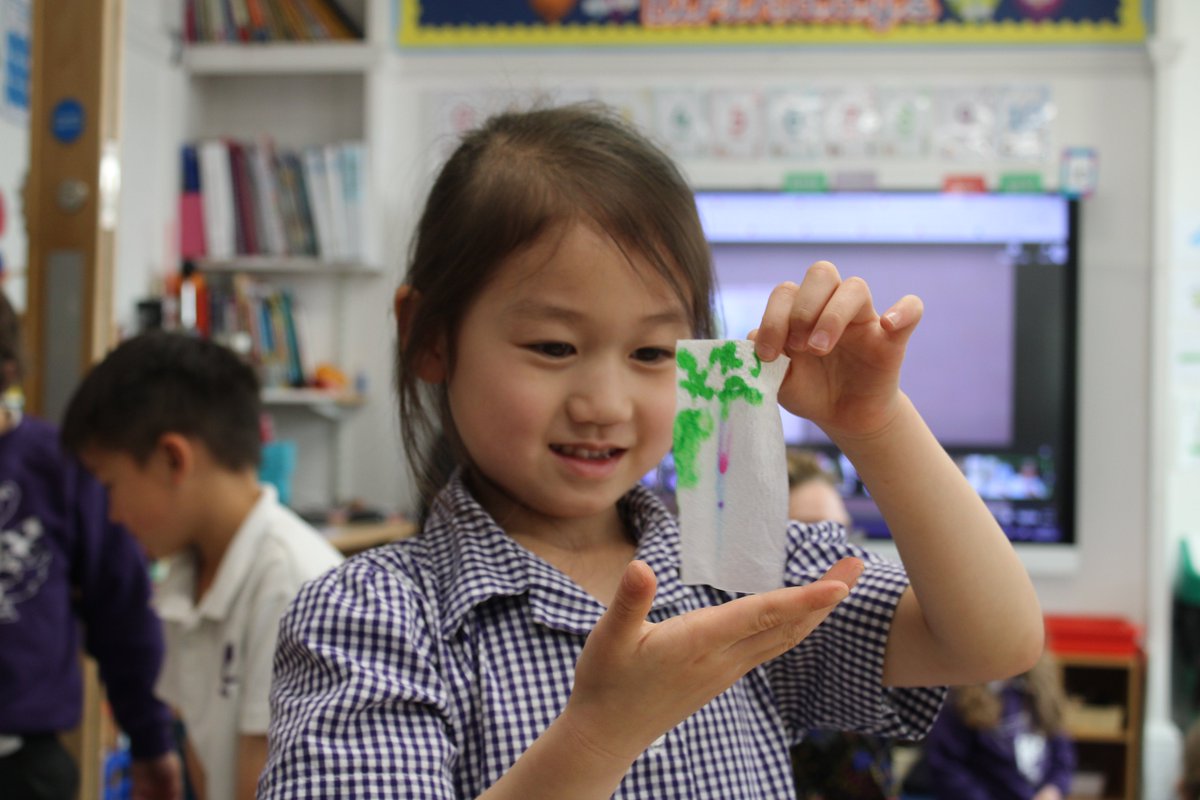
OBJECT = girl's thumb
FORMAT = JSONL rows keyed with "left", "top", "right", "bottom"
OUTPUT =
{"left": 601, "top": 560, "right": 657, "bottom": 636}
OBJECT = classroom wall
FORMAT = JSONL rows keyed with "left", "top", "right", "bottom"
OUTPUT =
{"left": 115, "top": 0, "right": 184, "bottom": 339}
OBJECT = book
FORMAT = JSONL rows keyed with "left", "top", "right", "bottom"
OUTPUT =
{"left": 338, "top": 142, "right": 364, "bottom": 261}
{"left": 271, "top": 150, "right": 306, "bottom": 255}
{"left": 244, "top": 0, "right": 270, "bottom": 41}
{"left": 197, "top": 140, "right": 236, "bottom": 260}
{"left": 179, "top": 144, "right": 207, "bottom": 259}
{"left": 322, "top": 144, "right": 349, "bottom": 261}
{"left": 279, "top": 289, "right": 307, "bottom": 386}
{"left": 282, "top": 153, "right": 316, "bottom": 255}
{"left": 292, "top": 0, "right": 329, "bottom": 40}
{"left": 184, "top": 0, "right": 199, "bottom": 43}
{"left": 227, "top": 0, "right": 251, "bottom": 42}
{"left": 301, "top": 147, "right": 336, "bottom": 260}
{"left": 320, "top": 0, "right": 364, "bottom": 39}
{"left": 250, "top": 138, "right": 288, "bottom": 256}
{"left": 227, "top": 141, "right": 259, "bottom": 255}
{"left": 274, "top": 0, "right": 313, "bottom": 41}
{"left": 304, "top": 0, "right": 357, "bottom": 40}
{"left": 260, "top": 0, "right": 290, "bottom": 40}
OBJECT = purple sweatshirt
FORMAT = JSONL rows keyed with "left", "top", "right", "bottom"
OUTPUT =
{"left": 922, "top": 680, "right": 1075, "bottom": 800}
{"left": 0, "top": 416, "right": 172, "bottom": 759}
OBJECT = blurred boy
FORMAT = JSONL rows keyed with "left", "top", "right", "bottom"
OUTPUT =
{"left": 61, "top": 332, "right": 343, "bottom": 800}
{"left": 0, "top": 291, "right": 180, "bottom": 799}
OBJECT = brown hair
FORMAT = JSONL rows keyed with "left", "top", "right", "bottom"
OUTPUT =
{"left": 397, "top": 103, "right": 716, "bottom": 504}
{"left": 951, "top": 649, "right": 1066, "bottom": 735}
{"left": 786, "top": 448, "right": 837, "bottom": 490}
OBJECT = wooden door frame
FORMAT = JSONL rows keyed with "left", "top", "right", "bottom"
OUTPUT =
{"left": 25, "top": 2, "right": 126, "bottom": 797}
{"left": 25, "top": 0, "right": 124, "bottom": 417}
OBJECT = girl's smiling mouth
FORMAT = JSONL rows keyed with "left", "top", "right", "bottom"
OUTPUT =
{"left": 550, "top": 444, "right": 626, "bottom": 461}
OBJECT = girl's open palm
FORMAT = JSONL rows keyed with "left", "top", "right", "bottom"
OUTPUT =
{"left": 751, "top": 261, "right": 924, "bottom": 441}
{"left": 561, "top": 556, "right": 864, "bottom": 763}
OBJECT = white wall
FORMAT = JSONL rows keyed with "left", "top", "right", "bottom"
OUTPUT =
{"left": 116, "top": 0, "right": 184, "bottom": 337}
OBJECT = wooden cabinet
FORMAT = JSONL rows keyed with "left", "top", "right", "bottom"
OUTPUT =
{"left": 1057, "top": 651, "right": 1143, "bottom": 800}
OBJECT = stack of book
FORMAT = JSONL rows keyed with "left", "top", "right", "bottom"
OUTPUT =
{"left": 183, "top": 0, "right": 362, "bottom": 43}
{"left": 207, "top": 273, "right": 311, "bottom": 389}
{"left": 180, "top": 138, "right": 366, "bottom": 264}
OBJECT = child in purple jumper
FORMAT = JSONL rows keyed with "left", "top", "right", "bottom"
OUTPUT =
{"left": 0, "top": 290, "right": 180, "bottom": 799}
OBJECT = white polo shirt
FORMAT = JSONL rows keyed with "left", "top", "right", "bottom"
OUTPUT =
{"left": 154, "top": 485, "right": 343, "bottom": 799}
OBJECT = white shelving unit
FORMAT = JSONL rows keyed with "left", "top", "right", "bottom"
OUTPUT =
{"left": 180, "top": 0, "right": 399, "bottom": 511}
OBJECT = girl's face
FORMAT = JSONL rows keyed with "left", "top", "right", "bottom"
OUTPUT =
{"left": 445, "top": 221, "right": 692, "bottom": 537}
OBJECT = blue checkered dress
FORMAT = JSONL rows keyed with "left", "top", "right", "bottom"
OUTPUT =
{"left": 260, "top": 474, "right": 944, "bottom": 798}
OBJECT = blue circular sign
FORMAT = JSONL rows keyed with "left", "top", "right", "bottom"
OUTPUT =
{"left": 51, "top": 98, "right": 85, "bottom": 143}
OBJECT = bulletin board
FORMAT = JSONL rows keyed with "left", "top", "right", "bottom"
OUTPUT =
{"left": 399, "top": 0, "right": 1146, "bottom": 48}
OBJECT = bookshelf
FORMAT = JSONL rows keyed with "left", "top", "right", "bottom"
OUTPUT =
{"left": 1056, "top": 651, "right": 1144, "bottom": 800}
{"left": 182, "top": 41, "right": 380, "bottom": 74}
{"left": 179, "top": 0, "right": 394, "bottom": 512}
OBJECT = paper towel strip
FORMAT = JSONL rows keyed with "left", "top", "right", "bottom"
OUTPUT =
{"left": 674, "top": 339, "right": 790, "bottom": 594}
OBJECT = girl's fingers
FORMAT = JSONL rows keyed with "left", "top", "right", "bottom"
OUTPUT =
{"left": 754, "top": 282, "right": 799, "bottom": 361}
{"left": 594, "top": 560, "right": 657, "bottom": 643}
{"left": 736, "top": 595, "right": 844, "bottom": 665}
{"left": 818, "top": 556, "right": 865, "bottom": 587}
{"left": 785, "top": 261, "right": 843, "bottom": 354}
{"left": 880, "top": 294, "right": 925, "bottom": 339}
{"left": 730, "top": 559, "right": 864, "bottom": 664}
{"left": 804, "top": 277, "right": 877, "bottom": 355}
{"left": 713, "top": 557, "right": 863, "bottom": 644}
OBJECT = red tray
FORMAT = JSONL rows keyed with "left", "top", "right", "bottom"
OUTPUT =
{"left": 1044, "top": 615, "right": 1141, "bottom": 655}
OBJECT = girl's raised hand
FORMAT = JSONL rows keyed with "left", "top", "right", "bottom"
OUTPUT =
{"left": 751, "top": 261, "right": 923, "bottom": 442}
{"left": 561, "top": 557, "right": 863, "bottom": 765}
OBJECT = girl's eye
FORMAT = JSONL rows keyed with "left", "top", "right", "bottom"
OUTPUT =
{"left": 530, "top": 342, "right": 575, "bottom": 358}
{"left": 632, "top": 347, "right": 673, "bottom": 363}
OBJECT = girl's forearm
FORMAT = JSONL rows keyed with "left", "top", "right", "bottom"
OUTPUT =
{"left": 833, "top": 394, "right": 1043, "bottom": 685}
{"left": 478, "top": 711, "right": 638, "bottom": 800}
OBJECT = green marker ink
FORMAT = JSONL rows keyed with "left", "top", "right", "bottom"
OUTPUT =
{"left": 673, "top": 408, "right": 714, "bottom": 489}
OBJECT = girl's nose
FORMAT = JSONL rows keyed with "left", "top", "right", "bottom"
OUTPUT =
{"left": 565, "top": 363, "right": 634, "bottom": 426}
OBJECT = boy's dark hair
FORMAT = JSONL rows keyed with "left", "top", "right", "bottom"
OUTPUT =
{"left": 61, "top": 331, "right": 262, "bottom": 469}
{"left": 398, "top": 102, "right": 717, "bottom": 503}
{"left": 0, "top": 288, "right": 23, "bottom": 392}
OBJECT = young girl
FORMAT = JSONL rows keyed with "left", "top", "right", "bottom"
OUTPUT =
{"left": 918, "top": 651, "right": 1076, "bottom": 800}
{"left": 259, "top": 104, "right": 1043, "bottom": 799}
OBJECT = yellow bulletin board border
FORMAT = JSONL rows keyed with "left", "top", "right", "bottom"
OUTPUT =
{"left": 398, "top": 0, "right": 1146, "bottom": 48}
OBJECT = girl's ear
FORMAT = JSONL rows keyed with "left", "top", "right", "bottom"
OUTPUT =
{"left": 157, "top": 432, "right": 195, "bottom": 485}
{"left": 394, "top": 285, "right": 447, "bottom": 384}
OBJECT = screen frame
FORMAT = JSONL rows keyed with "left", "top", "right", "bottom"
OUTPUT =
{"left": 692, "top": 189, "right": 1082, "bottom": 575}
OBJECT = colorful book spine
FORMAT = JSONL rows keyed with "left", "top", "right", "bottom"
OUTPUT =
{"left": 179, "top": 145, "right": 207, "bottom": 259}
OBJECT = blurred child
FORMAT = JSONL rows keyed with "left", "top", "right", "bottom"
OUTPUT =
{"left": 787, "top": 448, "right": 895, "bottom": 800}
{"left": 259, "top": 104, "right": 1044, "bottom": 798}
{"left": 0, "top": 291, "right": 180, "bottom": 799}
{"left": 786, "top": 448, "right": 852, "bottom": 528}
{"left": 921, "top": 651, "right": 1075, "bottom": 800}
{"left": 61, "top": 332, "right": 343, "bottom": 800}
